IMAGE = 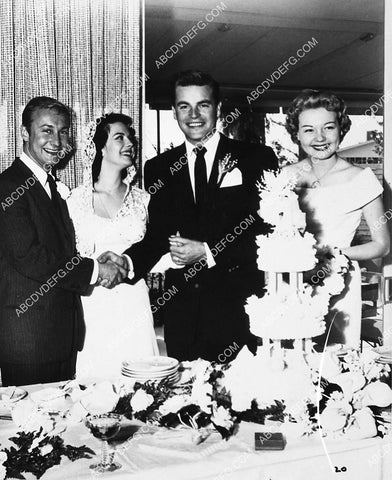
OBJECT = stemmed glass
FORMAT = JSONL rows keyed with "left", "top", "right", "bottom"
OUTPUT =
{"left": 85, "top": 413, "right": 122, "bottom": 473}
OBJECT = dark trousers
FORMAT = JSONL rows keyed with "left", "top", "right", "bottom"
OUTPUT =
{"left": 0, "top": 353, "right": 77, "bottom": 386}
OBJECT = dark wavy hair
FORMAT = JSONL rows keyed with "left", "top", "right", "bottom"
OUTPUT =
{"left": 22, "top": 96, "right": 70, "bottom": 133}
{"left": 172, "top": 70, "right": 220, "bottom": 105}
{"left": 92, "top": 113, "right": 137, "bottom": 183}
{"left": 285, "top": 89, "right": 351, "bottom": 144}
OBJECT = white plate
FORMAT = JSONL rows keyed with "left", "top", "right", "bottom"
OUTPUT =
{"left": 121, "top": 373, "right": 179, "bottom": 381}
{"left": 121, "top": 368, "right": 178, "bottom": 378}
{"left": 0, "top": 387, "right": 27, "bottom": 405}
{"left": 122, "top": 356, "right": 179, "bottom": 373}
{"left": 121, "top": 371, "right": 180, "bottom": 384}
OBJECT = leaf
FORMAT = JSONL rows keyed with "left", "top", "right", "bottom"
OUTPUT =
{"left": 1, "top": 430, "right": 96, "bottom": 480}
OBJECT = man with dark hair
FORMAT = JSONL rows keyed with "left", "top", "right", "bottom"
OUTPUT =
{"left": 171, "top": 70, "right": 220, "bottom": 105}
{"left": 0, "top": 96, "right": 127, "bottom": 386}
{"left": 101, "top": 70, "right": 278, "bottom": 362}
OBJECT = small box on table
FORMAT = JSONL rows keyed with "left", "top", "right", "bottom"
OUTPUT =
{"left": 255, "top": 432, "right": 286, "bottom": 450}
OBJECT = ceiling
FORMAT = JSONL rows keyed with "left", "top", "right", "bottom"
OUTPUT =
{"left": 145, "top": 0, "right": 384, "bottom": 112}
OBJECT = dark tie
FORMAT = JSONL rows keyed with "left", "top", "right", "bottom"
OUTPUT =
{"left": 194, "top": 146, "right": 207, "bottom": 208}
{"left": 47, "top": 174, "right": 61, "bottom": 212}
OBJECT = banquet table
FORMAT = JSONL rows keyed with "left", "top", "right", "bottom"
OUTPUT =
{"left": 0, "top": 382, "right": 391, "bottom": 480}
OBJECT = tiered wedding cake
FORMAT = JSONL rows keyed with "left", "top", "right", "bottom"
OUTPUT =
{"left": 246, "top": 170, "right": 328, "bottom": 353}
{"left": 222, "top": 171, "right": 361, "bottom": 425}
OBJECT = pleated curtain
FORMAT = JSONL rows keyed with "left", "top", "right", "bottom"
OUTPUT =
{"left": 0, "top": 0, "right": 142, "bottom": 188}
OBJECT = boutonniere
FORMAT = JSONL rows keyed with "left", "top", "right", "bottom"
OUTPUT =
{"left": 217, "top": 154, "right": 238, "bottom": 187}
{"left": 56, "top": 180, "right": 71, "bottom": 200}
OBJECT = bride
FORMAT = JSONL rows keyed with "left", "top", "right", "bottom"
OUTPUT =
{"left": 67, "top": 113, "right": 158, "bottom": 380}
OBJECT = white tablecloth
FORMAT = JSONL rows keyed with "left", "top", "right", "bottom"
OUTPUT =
{"left": 1, "top": 383, "right": 390, "bottom": 480}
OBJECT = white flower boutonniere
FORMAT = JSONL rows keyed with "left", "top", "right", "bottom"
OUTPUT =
{"left": 217, "top": 154, "right": 238, "bottom": 187}
{"left": 56, "top": 180, "right": 71, "bottom": 200}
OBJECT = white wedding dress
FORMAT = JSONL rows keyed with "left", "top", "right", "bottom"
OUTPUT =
{"left": 297, "top": 167, "right": 383, "bottom": 350}
{"left": 67, "top": 182, "right": 159, "bottom": 380}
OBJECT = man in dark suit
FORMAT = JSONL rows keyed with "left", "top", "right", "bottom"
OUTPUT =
{"left": 101, "top": 71, "right": 278, "bottom": 362}
{"left": 0, "top": 97, "right": 127, "bottom": 386}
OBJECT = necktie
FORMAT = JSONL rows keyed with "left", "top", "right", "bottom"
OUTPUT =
{"left": 47, "top": 174, "right": 61, "bottom": 212}
{"left": 194, "top": 146, "right": 207, "bottom": 208}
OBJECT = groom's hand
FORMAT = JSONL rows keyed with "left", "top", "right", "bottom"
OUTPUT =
{"left": 97, "top": 251, "right": 129, "bottom": 288}
{"left": 169, "top": 236, "right": 206, "bottom": 265}
{"left": 97, "top": 260, "right": 128, "bottom": 288}
{"left": 97, "top": 251, "right": 129, "bottom": 270}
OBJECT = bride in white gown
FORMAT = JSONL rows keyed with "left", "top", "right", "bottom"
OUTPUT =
{"left": 284, "top": 90, "right": 390, "bottom": 350}
{"left": 67, "top": 113, "right": 158, "bottom": 380}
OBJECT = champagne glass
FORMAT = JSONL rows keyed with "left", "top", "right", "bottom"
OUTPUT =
{"left": 85, "top": 413, "right": 122, "bottom": 472}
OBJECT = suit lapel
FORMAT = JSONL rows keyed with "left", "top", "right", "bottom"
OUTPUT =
{"left": 207, "top": 134, "right": 230, "bottom": 200}
{"left": 57, "top": 194, "right": 75, "bottom": 248}
{"left": 14, "top": 159, "right": 74, "bottom": 249}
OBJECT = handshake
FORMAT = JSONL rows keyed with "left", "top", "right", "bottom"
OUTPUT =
{"left": 96, "top": 251, "right": 130, "bottom": 288}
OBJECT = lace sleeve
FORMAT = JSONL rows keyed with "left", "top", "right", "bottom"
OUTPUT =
{"left": 131, "top": 186, "right": 150, "bottom": 220}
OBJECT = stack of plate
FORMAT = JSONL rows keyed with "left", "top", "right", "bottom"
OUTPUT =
{"left": 121, "top": 356, "right": 180, "bottom": 384}
{"left": 374, "top": 346, "right": 392, "bottom": 364}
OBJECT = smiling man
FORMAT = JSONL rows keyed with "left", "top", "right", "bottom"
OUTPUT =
{"left": 0, "top": 97, "right": 126, "bottom": 386}
{"left": 102, "top": 70, "right": 278, "bottom": 362}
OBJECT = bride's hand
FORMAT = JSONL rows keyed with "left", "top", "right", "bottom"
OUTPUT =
{"left": 97, "top": 250, "right": 129, "bottom": 270}
{"left": 97, "top": 260, "right": 128, "bottom": 288}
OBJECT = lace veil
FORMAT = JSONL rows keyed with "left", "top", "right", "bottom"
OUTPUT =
{"left": 81, "top": 117, "right": 137, "bottom": 189}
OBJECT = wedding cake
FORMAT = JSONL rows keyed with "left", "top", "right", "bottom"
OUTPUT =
{"left": 246, "top": 170, "right": 326, "bottom": 351}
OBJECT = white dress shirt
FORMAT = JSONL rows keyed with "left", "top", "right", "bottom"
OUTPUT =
{"left": 126, "top": 132, "right": 221, "bottom": 277}
{"left": 20, "top": 152, "right": 53, "bottom": 198}
{"left": 19, "top": 151, "right": 99, "bottom": 284}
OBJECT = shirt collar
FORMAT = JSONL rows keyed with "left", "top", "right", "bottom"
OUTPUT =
{"left": 185, "top": 130, "right": 221, "bottom": 159}
{"left": 20, "top": 151, "right": 50, "bottom": 186}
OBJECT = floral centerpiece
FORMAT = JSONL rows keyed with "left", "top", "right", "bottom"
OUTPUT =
{"left": 1, "top": 350, "right": 390, "bottom": 480}
{"left": 111, "top": 350, "right": 391, "bottom": 442}
{"left": 314, "top": 349, "right": 392, "bottom": 438}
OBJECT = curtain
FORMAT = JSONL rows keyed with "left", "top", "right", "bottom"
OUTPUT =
{"left": 0, "top": 0, "right": 142, "bottom": 188}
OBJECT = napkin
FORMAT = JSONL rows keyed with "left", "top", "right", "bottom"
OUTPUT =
{"left": 79, "top": 381, "right": 120, "bottom": 415}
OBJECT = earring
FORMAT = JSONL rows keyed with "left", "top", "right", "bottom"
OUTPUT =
{"left": 125, "top": 164, "right": 137, "bottom": 184}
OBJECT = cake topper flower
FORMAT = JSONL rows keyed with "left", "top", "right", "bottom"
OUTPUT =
{"left": 217, "top": 154, "right": 238, "bottom": 186}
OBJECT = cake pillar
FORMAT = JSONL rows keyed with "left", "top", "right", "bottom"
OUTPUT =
{"left": 304, "top": 339, "right": 312, "bottom": 353}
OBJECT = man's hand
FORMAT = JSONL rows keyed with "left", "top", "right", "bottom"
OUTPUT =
{"left": 97, "top": 251, "right": 129, "bottom": 270}
{"left": 169, "top": 236, "right": 206, "bottom": 265}
{"left": 97, "top": 260, "right": 128, "bottom": 288}
{"left": 97, "top": 251, "right": 129, "bottom": 288}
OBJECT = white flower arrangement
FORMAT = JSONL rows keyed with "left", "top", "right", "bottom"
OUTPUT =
{"left": 318, "top": 350, "right": 392, "bottom": 439}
